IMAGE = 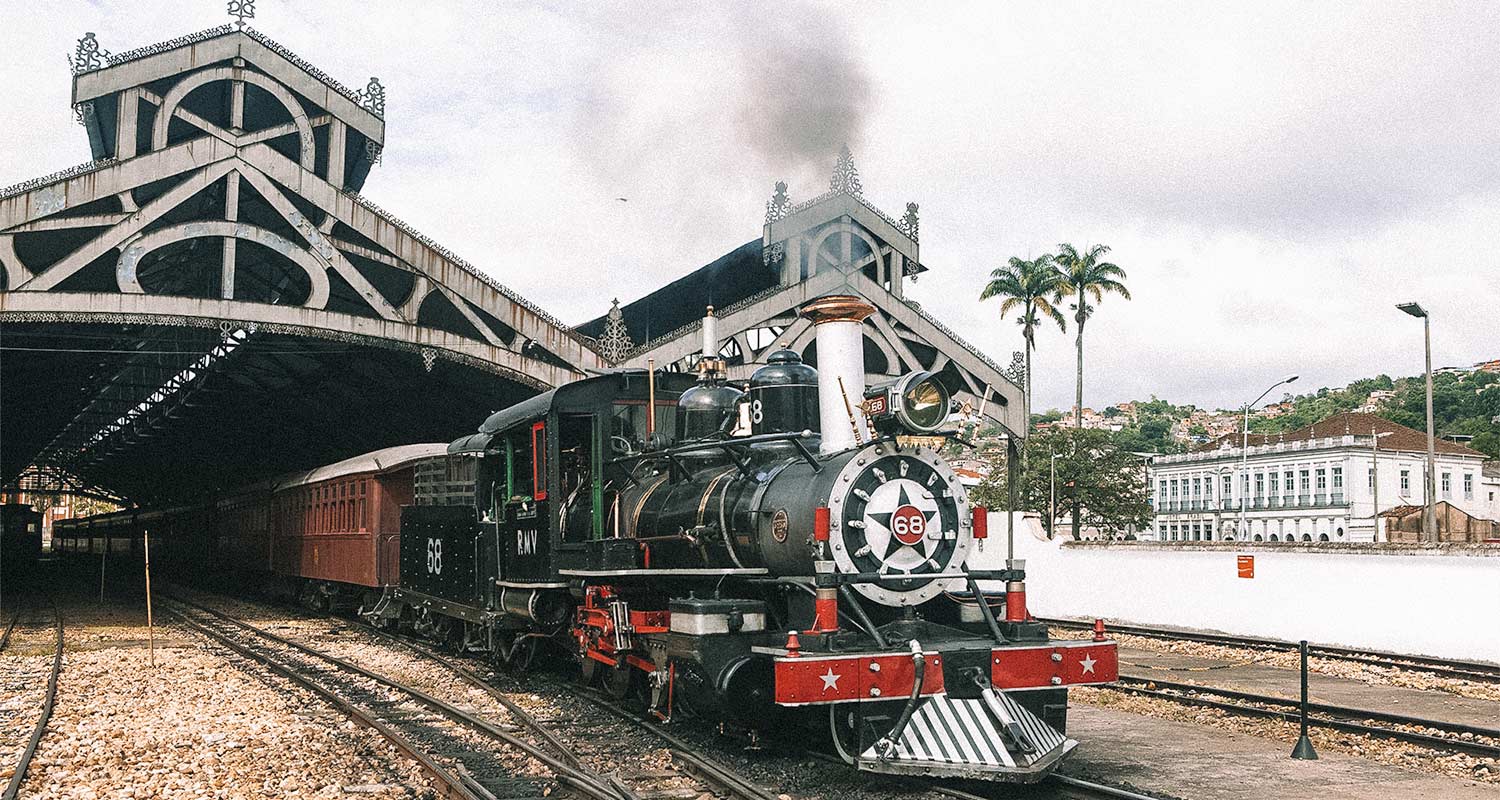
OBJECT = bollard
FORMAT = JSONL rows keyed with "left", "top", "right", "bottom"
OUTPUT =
{"left": 1290, "top": 639, "right": 1318, "bottom": 760}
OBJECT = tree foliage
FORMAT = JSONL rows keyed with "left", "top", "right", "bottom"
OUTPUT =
{"left": 970, "top": 428, "right": 1153, "bottom": 540}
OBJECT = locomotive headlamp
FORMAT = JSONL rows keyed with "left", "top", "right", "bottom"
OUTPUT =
{"left": 864, "top": 371, "right": 952, "bottom": 434}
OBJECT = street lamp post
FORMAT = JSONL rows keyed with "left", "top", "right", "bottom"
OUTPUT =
{"left": 1397, "top": 302, "right": 1437, "bottom": 542}
{"left": 1241, "top": 375, "right": 1299, "bottom": 541}
{"left": 1370, "top": 428, "right": 1393, "bottom": 541}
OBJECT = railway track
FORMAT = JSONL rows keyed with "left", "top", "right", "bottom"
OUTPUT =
{"left": 164, "top": 595, "right": 633, "bottom": 800}
{"left": 1111, "top": 674, "right": 1500, "bottom": 759}
{"left": 1, "top": 596, "right": 64, "bottom": 800}
{"left": 1042, "top": 617, "right": 1500, "bottom": 684}
{"left": 356, "top": 616, "right": 779, "bottom": 800}
{"left": 168, "top": 593, "right": 779, "bottom": 800}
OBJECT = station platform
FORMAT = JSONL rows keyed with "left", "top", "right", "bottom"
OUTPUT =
{"left": 1117, "top": 645, "right": 1500, "bottom": 730}
{"left": 1063, "top": 703, "right": 1500, "bottom": 799}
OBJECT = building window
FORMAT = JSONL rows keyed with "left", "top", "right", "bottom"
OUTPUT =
{"left": 1158, "top": 479, "right": 1167, "bottom": 501}
{"left": 1222, "top": 475, "right": 1232, "bottom": 497}
{"left": 1464, "top": 474, "right": 1474, "bottom": 499}
{"left": 1193, "top": 477, "right": 1201, "bottom": 497}
{"left": 1441, "top": 472, "right": 1451, "bottom": 496}
{"left": 1170, "top": 479, "right": 1178, "bottom": 498}
{"left": 1368, "top": 468, "right": 1374, "bottom": 489}
{"left": 1299, "top": 469, "right": 1310, "bottom": 493}
{"left": 1284, "top": 470, "right": 1294, "bottom": 496}
{"left": 1270, "top": 472, "right": 1279, "bottom": 495}
{"left": 1400, "top": 469, "right": 1410, "bottom": 492}
{"left": 1315, "top": 468, "right": 1327, "bottom": 491}
{"left": 1255, "top": 473, "right": 1265, "bottom": 498}
{"left": 1332, "top": 467, "right": 1342, "bottom": 491}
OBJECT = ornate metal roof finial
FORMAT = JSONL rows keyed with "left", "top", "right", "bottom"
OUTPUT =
{"left": 765, "top": 180, "right": 791, "bottom": 224}
{"left": 357, "top": 77, "right": 386, "bottom": 116}
{"left": 68, "top": 32, "right": 110, "bottom": 75}
{"left": 830, "top": 144, "right": 862, "bottom": 195}
{"left": 899, "top": 201, "right": 920, "bottom": 241}
{"left": 599, "top": 299, "right": 634, "bottom": 362}
{"left": 1006, "top": 351, "right": 1027, "bottom": 386}
{"left": 227, "top": 0, "right": 255, "bottom": 29}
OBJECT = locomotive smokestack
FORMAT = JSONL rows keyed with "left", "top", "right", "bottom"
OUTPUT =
{"left": 701, "top": 306, "right": 718, "bottom": 363}
{"left": 801, "top": 295, "right": 876, "bottom": 454}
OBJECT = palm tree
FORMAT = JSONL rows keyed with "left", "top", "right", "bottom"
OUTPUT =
{"left": 1053, "top": 243, "right": 1131, "bottom": 428}
{"left": 978, "top": 255, "right": 1067, "bottom": 412}
{"left": 1053, "top": 243, "right": 1130, "bottom": 539}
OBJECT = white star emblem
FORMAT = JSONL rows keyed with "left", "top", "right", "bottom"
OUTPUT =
{"left": 1080, "top": 654, "right": 1097, "bottom": 675}
{"left": 819, "top": 668, "right": 841, "bottom": 691}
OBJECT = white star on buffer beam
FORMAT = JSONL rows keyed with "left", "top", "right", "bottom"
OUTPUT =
{"left": 820, "top": 668, "right": 841, "bottom": 691}
{"left": 1080, "top": 655, "right": 1097, "bottom": 675}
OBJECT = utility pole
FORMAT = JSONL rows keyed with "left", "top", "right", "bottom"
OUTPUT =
{"left": 1370, "top": 428, "right": 1391, "bottom": 541}
{"left": 1049, "top": 450, "right": 1061, "bottom": 539}
{"left": 1371, "top": 426, "right": 1380, "bottom": 542}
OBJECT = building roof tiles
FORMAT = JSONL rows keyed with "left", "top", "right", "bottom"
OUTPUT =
{"left": 1192, "top": 412, "right": 1486, "bottom": 458}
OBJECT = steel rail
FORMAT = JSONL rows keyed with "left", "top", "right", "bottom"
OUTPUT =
{"left": 0, "top": 606, "right": 20, "bottom": 653}
{"left": 355, "top": 615, "right": 775, "bottom": 800}
{"left": 165, "top": 606, "right": 485, "bottom": 800}
{"left": 353, "top": 621, "right": 586, "bottom": 771}
{"left": 166, "top": 596, "right": 632, "bottom": 800}
{"left": 3, "top": 596, "right": 64, "bottom": 800}
{"left": 931, "top": 774, "right": 1167, "bottom": 800}
{"left": 1111, "top": 676, "right": 1500, "bottom": 759}
{"left": 561, "top": 684, "right": 780, "bottom": 800}
{"left": 1042, "top": 617, "right": 1500, "bottom": 683}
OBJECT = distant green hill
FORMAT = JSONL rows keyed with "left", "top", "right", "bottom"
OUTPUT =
{"left": 1247, "top": 371, "right": 1499, "bottom": 458}
{"left": 1026, "top": 369, "right": 1500, "bottom": 459}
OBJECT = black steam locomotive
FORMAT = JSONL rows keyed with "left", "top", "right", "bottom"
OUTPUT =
{"left": 380, "top": 297, "right": 1118, "bottom": 783}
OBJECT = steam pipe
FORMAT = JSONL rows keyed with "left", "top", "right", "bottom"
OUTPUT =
{"left": 873, "top": 640, "right": 926, "bottom": 760}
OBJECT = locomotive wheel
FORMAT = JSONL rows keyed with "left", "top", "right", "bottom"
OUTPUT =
{"left": 579, "top": 655, "right": 601, "bottom": 686}
{"left": 830, "top": 704, "right": 860, "bottom": 765}
{"left": 494, "top": 633, "right": 538, "bottom": 674}
{"left": 604, "top": 662, "right": 634, "bottom": 701}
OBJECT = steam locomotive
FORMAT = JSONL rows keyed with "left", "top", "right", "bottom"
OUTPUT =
{"left": 53, "top": 295, "right": 1117, "bottom": 782}
{"left": 383, "top": 296, "right": 1118, "bottom": 782}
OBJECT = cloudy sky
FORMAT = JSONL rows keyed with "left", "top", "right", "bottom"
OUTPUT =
{"left": 3, "top": 1, "right": 1496, "bottom": 412}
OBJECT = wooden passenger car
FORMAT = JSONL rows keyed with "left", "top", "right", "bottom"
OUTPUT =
{"left": 270, "top": 444, "right": 447, "bottom": 591}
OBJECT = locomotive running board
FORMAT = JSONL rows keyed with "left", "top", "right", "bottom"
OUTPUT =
{"left": 856, "top": 692, "right": 1075, "bottom": 783}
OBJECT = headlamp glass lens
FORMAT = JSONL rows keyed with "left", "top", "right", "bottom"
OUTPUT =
{"left": 902, "top": 378, "right": 949, "bottom": 430}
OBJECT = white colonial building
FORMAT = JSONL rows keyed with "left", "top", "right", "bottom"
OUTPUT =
{"left": 1145, "top": 413, "right": 1497, "bottom": 543}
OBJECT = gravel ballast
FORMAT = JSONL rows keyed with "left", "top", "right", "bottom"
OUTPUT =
{"left": 15, "top": 598, "right": 434, "bottom": 799}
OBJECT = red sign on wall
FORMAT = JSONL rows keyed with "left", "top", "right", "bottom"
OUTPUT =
{"left": 1237, "top": 555, "right": 1255, "bottom": 579}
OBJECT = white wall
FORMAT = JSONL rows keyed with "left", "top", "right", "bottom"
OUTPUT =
{"left": 968, "top": 513, "right": 1500, "bottom": 663}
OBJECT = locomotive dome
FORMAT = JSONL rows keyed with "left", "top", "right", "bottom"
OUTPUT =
{"left": 747, "top": 349, "right": 819, "bottom": 436}
{"left": 676, "top": 374, "right": 744, "bottom": 440}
